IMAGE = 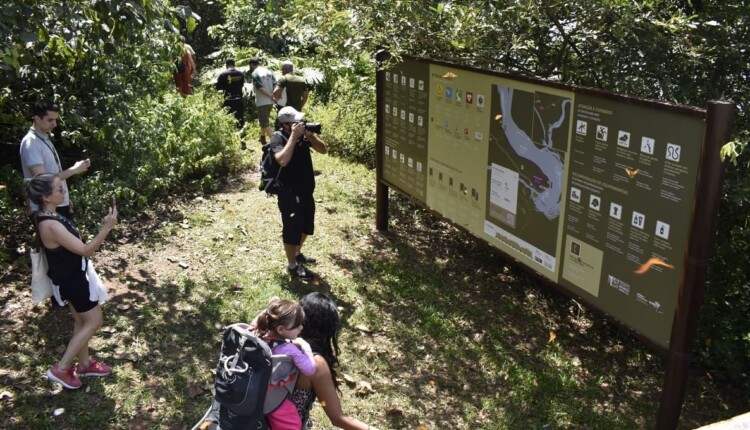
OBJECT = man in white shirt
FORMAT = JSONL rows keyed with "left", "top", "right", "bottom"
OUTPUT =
{"left": 248, "top": 57, "right": 277, "bottom": 145}
{"left": 19, "top": 100, "right": 91, "bottom": 218}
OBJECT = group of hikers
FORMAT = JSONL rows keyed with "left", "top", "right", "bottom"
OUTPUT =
{"left": 19, "top": 50, "right": 374, "bottom": 427}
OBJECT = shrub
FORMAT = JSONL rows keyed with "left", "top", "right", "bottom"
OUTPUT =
{"left": 307, "top": 81, "right": 376, "bottom": 168}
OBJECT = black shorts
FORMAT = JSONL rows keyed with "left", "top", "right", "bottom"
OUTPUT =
{"left": 58, "top": 270, "right": 98, "bottom": 313}
{"left": 277, "top": 190, "right": 315, "bottom": 246}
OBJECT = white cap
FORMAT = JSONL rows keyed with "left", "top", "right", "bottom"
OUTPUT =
{"left": 277, "top": 106, "right": 304, "bottom": 123}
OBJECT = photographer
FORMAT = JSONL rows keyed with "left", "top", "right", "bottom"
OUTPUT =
{"left": 271, "top": 106, "right": 327, "bottom": 280}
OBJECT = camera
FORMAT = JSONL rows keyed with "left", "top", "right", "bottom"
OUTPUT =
{"left": 303, "top": 121, "right": 322, "bottom": 134}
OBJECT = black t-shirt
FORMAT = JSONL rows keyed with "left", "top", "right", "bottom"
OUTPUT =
{"left": 216, "top": 69, "right": 245, "bottom": 100}
{"left": 269, "top": 130, "right": 315, "bottom": 194}
{"left": 38, "top": 214, "right": 86, "bottom": 285}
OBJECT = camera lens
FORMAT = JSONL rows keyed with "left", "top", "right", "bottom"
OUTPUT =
{"left": 304, "top": 122, "right": 322, "bottom": 134}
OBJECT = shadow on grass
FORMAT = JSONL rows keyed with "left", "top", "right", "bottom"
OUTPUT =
{"left": 327, "top": 196, "right": 669, "bottom": 429}
{"left": 0, "top": 250, "right": 228, "bottom": 429}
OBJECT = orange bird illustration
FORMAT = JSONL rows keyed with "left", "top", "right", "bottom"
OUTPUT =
{"left": 625, "top": 168, "right": 639, "bottom": 178}
{"left": 634, "top": 257, "right": 674, "bottom": 274}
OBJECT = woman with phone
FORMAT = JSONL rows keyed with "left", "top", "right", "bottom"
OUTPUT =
{"left": 25, "top": 173, "right": 117, "bottom": 389}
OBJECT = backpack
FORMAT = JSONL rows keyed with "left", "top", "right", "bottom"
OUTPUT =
{"left": 193, "top": 323, "right": 299, "bottom": 430}
{"left": 175, "top": 58, "right": 186, "bottom": 74}
{"left": 258, "top": 132, "right": 284, "bottom": 194}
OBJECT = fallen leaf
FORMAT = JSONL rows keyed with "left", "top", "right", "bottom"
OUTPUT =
{"left": 178, "top": 262, "right": 190, "bottom": 269}
{"left": 117, "top": 304, "right": 130, "bottom": 311}
{"left": 355, "top": 324, "right": 371, "bottom": 333}
{"left": 167, "top": 257, "right": 178, "bottom": 263}
{"left": 114, "top": 352, "right": 139, "bottom": 362}
{"left": 53, "top": 408, "right": 65, "bottom": 417}
{"left": 187, "top": 384, "right": 204, "bottom": 398}
{"left": 385, "top": 406, "right": 403, "bottom": 415}
{"left": 342, "top": 373, "right": 356, "bottom": 384}
{"left": 355, "top": 380, "right": 375, "bottom": 395}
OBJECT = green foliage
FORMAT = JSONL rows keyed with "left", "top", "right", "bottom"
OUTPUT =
{"left": 0, "top": 1, "right": 248, "bottom": 259}
{"left": 71, "top": 90, "right": 247, "bottom": 232}
{"left": 0, "top": 0, "right": 181, "bottom": 147}
{"left": 308, "top": 79, "right": 376, "bottom": 167}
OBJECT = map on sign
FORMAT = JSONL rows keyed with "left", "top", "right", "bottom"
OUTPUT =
{"left": 484, "top": 83, "right": 572, "bottom": 277}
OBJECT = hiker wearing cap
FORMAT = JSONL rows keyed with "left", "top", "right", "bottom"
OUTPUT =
{"left": 273, "top": 60, "right": 309, "bottom": 112}
{"left": 248, "top": 57, "right": 276, "bottom": 145}
{"left": 216, "top": 58, "right": 246, "bottom": 131}
{"left": 270, "top": 106, "right": 327, "bottom": 280}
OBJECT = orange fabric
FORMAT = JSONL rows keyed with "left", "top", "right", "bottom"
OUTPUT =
{"left": 174, "top": 51, "right": 193, "bottom": 96}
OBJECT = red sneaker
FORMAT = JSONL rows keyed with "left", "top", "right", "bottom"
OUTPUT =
{"left": 46, "top": 363, "right": 82, "bottom": 389}
{"left": 75, "top": 359, "right": 112, "bottom": 377}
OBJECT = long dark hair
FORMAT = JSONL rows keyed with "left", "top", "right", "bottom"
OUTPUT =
{"left": 299, "top": 292, "right": 341, "bottom": 389}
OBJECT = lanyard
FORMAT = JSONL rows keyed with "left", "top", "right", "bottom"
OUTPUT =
{"left": 30, "top": 128, "right": 63, "bottom": 172}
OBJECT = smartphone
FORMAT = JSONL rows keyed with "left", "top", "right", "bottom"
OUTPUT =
{"left": 111, "top": 195, "right": 116, "bottom": 209}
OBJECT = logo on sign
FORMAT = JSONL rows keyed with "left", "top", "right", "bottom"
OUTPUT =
{"left": 617, "top": 130, "right": 630, "bottom": 148}
{"left": 665, "top": 143, "right": 681, "bottom": 162}
{"left": 576, "top": 120, "right": 587, "bottom": 136}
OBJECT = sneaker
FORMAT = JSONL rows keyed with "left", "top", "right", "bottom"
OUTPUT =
{"left": 288, "top": 264, "right": 314, "bottom": 280}
{"left": 46, "top": 363, "right": 82, "bottom": 389}
{"left": 295, "top": 253, "right": 317, "bottom": 265}
{"left": 75, "top": 359, "right": 112, "bottom": 377}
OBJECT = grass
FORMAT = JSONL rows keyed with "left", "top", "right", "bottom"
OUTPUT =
{"left": 0, "top": 147, "right": 747, "bottom": 429}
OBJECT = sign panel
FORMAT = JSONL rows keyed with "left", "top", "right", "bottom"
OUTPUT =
{"left": 379, "top": 57, "right": 706, "bottom": 348}
{"left": 559, "top": 94, "right": 704, "bottom": 345}
{"left": 383, "top": 62, "right": 430, "bottom": 203}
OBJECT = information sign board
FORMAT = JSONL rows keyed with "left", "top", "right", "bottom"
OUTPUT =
{"left": 380, "top": 57, "right": 707, "bottom": 348}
